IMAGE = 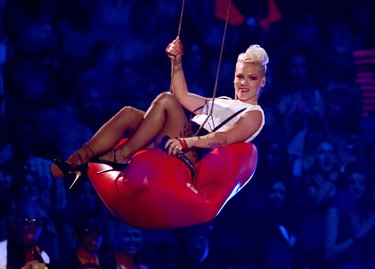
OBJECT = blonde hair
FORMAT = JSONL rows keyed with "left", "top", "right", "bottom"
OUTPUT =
{"left": 237, "top": 44, "right": 269, "bottom": 76}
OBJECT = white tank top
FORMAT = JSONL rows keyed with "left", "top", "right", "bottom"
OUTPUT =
{"left": 191, "top": 97, "right": 265, "bottom": 142}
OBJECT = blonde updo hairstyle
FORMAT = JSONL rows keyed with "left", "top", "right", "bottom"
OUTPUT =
{"left": 237, "top": 45, "right": 269, "bottom": 77}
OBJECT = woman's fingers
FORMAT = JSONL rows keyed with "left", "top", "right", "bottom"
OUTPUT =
{"left": 165, "top": 138, "right": 182, "bottom": 155}
{"left": 166, "top": 37, "right": 183, "bottom": 58}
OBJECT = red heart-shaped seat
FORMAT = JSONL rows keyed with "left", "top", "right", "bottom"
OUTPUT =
{"left": 87, "top": 142, "right": 258, "bottom": 229}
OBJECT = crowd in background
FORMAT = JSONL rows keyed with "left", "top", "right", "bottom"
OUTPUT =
{"left": 0, "top": 0, "right": 375, "bottom": 268}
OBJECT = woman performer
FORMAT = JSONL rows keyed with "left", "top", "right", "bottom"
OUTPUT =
{"left": 51, "top": 37, "right": 269, "bottom": 181}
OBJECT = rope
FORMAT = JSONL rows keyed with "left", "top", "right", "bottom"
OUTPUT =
{"left": 168, "top": 0, "right": 233, "bottom": 135}
{"left": 210, "top": 0, "right": 231, "bottom": 112}
{"left": 177, "top": 0, "right": 185, "bottom": 37}
{"left": 193, "top": 0, "right": 232, "bottom": 135}
{"left": 169, "top": 0, "right": 186, "bottom": 92}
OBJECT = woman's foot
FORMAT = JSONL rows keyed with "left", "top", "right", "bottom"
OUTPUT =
{"left": 91, "top": 147, "right": 129, "bottom": 174}
{"left": 90, "top": 148, "right": 128, "bottom": 174}
{"left": 50, "top": 145, "right": 94, "bottom": 189}
{"left": 50, "top": 154, "right": 88, "bottom": 189}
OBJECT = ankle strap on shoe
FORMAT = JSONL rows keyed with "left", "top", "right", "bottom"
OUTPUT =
{"left": 113, "top": 147, "right": 117, "bottom": 164}
{"left": 73, "top": 152, "right": 84, "bottom": 165}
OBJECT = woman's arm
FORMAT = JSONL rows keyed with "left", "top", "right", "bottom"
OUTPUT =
{"left": 165, "top": 109, "right": 263, "bottom": 154}
{"left": 309, "top": 174, "right": 336, "bottom": 207}
{"left": 325, "top": 207, "right": 355, "bottom": 259}
{"left": 166, "top": 37, "right": 209, "bottom": 113}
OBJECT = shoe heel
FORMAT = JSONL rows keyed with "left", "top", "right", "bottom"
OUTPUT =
{"left": 68, "top": 171, "right": 82, "bottom": 190}
{"left": 96, "top": 168, "right": 113, "bottom": 174}
{"left": 51, "top": 157, "right": 88, "bottom": 190}
{"left": 91, "top": 160, "right": 128, "bottom": 174}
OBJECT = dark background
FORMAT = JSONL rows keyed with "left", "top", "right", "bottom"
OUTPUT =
{"left": 0, "top": 0, "right": 374, "bottom": 268}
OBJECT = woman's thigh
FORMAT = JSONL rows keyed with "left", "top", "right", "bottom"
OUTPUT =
{"left": 150, "top": 92, "right": 193, "bottom": 144}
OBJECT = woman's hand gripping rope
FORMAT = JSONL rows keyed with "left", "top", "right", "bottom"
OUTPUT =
{"left": 166, "top": 37, "right": 184, "bottom": 59}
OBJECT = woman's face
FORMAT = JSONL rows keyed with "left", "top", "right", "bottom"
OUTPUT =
{"left": 268, "top": 181, "right": 286, "bottom": 210}
{"left": 15, "top": 217, "right": 44, "bottom": 247}
{"left": 316, "top": 142, "right": 336, "bottom": 172}
{"left": 265, "top": 142, "right": 285, "bottom": 170}
{"left": 115, "top": 225, "right": 143, "bottom": 255}
{"left": 348, "top": 172, "right": 366, "bottom": 199}
{"left": 76, "top": 221, "right": 103, "bottom": 253}
{"left": 234, "top": 62, "right": 265, "bottom": 103}
{"left": 287, "top": 54, "right": 309, "bottom": 82}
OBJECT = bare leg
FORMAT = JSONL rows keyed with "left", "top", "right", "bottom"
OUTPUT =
{"left": 66, "top": 106, "right": 145, "bottom": 167}
{"left": 68, "top": 92, "right": 193, "bottom": 167}
{"left": 99, "top": 92, "right": 194, "bottom": 164}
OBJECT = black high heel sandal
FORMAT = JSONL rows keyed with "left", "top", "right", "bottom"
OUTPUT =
{"left": 90, "top": 147, "right": 128, "bottom": 174}
{"left": 50, "top": 152, "right": 88, "bottom": 190}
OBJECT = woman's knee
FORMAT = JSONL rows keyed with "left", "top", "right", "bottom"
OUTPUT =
{"left": 153, "top": 92, "right": 178, "bottom": 107}
{"left": 117, "top": 106, "right": 143, "bottom": 119}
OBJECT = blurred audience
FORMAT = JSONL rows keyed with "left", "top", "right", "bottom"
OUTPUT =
{"left": 62, "top": 215, "right": 116, "bottom": 269}
{"left": 324, "top": 162, "right": 375, "bottom": 268}
{"left": 0, "top": 200, "right": 54, "bottom": 269}
{"left": 0, "top": 170, "right": 12, "bottom": 241}
{"left": 252, "top": 178, "right": 298, "bottom": 269}
{"left": 111, "top": 222, "right": 149, "bottom": 269}
{"left": 294, "top": 140, "right": 341, "bottom": 268}
{"left": 11, "top": 169, "right": 61, "bottom": 263}
{"left": 0, "top": 0, "right": 374, "bottom": 268}
{"left": 58, "top": 177, "right": 117, "bottom": 259}
{"left": 174, "top": 225, "right": 211, "bottom": 269}
{"left": 0, "top": 116, "right": 11, "bottom": 165}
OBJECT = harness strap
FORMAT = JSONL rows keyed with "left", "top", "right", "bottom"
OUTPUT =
{"left": 212, "top": 107, "right": 246, "bottom": 132}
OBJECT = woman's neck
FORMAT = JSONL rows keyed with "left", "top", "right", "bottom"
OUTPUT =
{"left": 115, "top": 252, "right": 138, "bottom": 268}
{"left": 25, "top": 244, "right": 38, "bottom": 262}
{"left": 76, "top": 248, "right": 99, "bottom": 265}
